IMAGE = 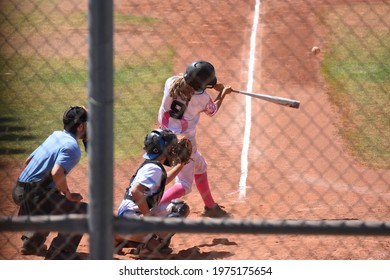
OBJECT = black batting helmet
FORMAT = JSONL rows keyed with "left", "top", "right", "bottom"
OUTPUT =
{"left": 183, "top": 60, "right": 217, "bottom": 91}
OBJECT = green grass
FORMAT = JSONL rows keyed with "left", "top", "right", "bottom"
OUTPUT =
{"left": 0, "top": 1, "right": 87, "bottom": 33}
{"left": 0, "top": 1, "right": 173, "bottom": 162}
{"left": 0, "top": 56, "right": 87, "bottom": 156}
{"left": 320, "top": 5, "right": 390, "bottom": 168}
{"left": 113, "top": 51, "right": 174, "bottom": 159}
{"left": 0, "top": 1, "right": 157, "bottom": 34}
{"left": 0, "top": 53, "right": 173, "bottom": 161}
{"left": 115, "top": 14, "right": 158, "bottom": 25}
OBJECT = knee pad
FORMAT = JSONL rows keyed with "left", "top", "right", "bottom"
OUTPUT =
{"left": 166, "top": 198, "right": 190, "bottom": 218}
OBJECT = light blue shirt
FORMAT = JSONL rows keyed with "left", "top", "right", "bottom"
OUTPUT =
{"left": 18, "top": 130, "right": 81, "bottom": 189}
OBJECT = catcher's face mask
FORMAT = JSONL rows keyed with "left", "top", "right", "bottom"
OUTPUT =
{"left": 143, "top": 129, "right": 178, "bottom": 166}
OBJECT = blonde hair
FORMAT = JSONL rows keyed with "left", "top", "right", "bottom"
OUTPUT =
{"left": 169, "top": 76, "right": 194, "bottom": 102}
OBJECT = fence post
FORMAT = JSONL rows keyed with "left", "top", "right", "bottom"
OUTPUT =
{"left": 88, "top": 0, "right": 114, "bottom": 259}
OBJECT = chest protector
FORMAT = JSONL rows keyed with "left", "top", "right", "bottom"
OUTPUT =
{"left": 123, "top": 160, "right": 167, "bottom": 209}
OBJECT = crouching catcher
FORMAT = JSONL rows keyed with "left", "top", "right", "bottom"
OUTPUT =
{"left": 116, "top": 129, "right": 191, "bottom": 258}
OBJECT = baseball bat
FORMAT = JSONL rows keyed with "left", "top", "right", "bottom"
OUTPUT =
{"left": 232, "top": 89, "right": 300, "bottom": 109}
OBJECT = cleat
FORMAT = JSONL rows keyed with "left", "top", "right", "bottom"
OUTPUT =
{"left": 201, "top": 204, "right": 230, "bottom": 218}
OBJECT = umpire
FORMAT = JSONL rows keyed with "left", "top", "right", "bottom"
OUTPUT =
{"left": 12, "top": 106, "right": 88, "bottom": 260}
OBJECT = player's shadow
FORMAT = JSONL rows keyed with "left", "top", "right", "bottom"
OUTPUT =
{"left": 174, "top": 238, "right": 237, "bottom": 260}
{"left": 0, "top": 117, "right": 36, "bottom": 155}
{"left": 112, "top": 238, "right": 238, "bottom": 260}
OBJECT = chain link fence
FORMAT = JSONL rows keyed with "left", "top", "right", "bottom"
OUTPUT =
{"left": 0, "top": 0, "right": 389, "bottom": 260}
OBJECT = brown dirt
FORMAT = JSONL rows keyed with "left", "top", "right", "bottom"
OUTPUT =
{"left": 1, "top": 0, "right": 389, "bottom": 260}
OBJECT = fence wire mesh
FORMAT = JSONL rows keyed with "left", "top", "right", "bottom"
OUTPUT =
{"left": 0, "top": 0, "right": 389, "bottom": 260}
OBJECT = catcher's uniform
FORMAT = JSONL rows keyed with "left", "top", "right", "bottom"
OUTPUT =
{"left": 117, "top": 160, "right": 190, "bottom": 256}
{"left": 118, "top": 161, "right": 170, "bottom": 217}
{"left": 158, "top": 75, "right": 219, "bottom": 192}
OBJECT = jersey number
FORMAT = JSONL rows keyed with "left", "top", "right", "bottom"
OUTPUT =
{"left": 169, "top": 100, "right": 187, "bottom": 119}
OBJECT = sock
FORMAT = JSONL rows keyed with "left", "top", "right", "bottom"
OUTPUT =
{"left": 159, "top": 183, "right": 186, "bottom": 204}
{"left": 194, "top": 172, "right": 216, "bottom": 209}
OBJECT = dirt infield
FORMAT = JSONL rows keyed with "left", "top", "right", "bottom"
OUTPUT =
{"left": 113, "top": 0, "right": 390, "bottom": 260}
{"left": 1, "top": 0, "right": 389, "bottom": 260}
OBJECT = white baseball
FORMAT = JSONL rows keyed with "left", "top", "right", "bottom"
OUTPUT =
{"left": 311, "top": 46, "right": 321, "bottom": 55}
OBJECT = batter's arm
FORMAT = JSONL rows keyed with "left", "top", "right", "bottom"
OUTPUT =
{"left": 212, "top": 85, "right": 232, "bottom": 112}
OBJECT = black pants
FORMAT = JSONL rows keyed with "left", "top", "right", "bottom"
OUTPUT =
{"left": 12, "top": 182, "right": 88, "bottom": 256}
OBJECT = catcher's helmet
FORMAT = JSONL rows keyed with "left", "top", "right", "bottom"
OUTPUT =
{"left": 143, "top": 129, "right": 178, "bottom": 163}
{"left": 183, "top": 60, "right": 217, "bottom": 91}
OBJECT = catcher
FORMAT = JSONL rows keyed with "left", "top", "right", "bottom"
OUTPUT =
{"left": 116, "top": 128, "right": 191, "bottom": 258}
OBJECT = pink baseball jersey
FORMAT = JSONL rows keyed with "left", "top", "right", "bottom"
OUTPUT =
{"left": 158, "top": 75, "right": 218, "bottom": 151}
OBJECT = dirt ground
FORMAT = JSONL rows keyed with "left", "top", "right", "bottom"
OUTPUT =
{"left": 1, "top": 0, "right": 389, "bottom": 260}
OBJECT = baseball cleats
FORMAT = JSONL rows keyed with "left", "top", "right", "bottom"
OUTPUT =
{"left": 21, "top": 244, "right": 47, "bottom": 256}
{"left": 202, "top": 204, "right": 230, "bottom": 218}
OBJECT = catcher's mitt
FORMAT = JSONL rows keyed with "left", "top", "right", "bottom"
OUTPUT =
{"left": 175, "top": 137, "right": 192, "bottom": 165}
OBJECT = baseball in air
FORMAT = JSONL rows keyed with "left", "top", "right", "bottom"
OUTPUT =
{"left": 311, "top": 46, "right": 321, "bottom": 55}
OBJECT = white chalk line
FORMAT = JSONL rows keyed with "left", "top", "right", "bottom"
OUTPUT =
{"left": 239, "top": 0, "right": 261, "bottom": 200}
